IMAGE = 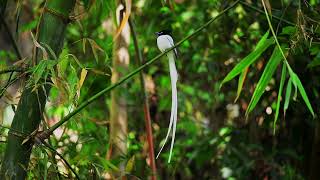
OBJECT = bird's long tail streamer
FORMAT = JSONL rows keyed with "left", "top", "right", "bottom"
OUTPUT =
{"left": 156, "top": 52, "right": 178, "bottom": 163}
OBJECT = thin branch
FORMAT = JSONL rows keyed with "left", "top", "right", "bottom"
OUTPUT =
{"left": 0, "top": 67, "right": 25, "bottom": 75}
{"left": 240, "top": 1, "right": 296, "bottom": 27}
{"left": 0, "top": 13, "right": 22, "bottom": 59}
{"left": 40, "top": 140, "right": 80, "bottom": 180}
{"left": 0, "top": 74, "right": 20, "bottom": 99}
{"left": 45, "top": 0, "right": 241, "bottom": 135}
{"left": 129, "top": 17, "right": 157, "bottom": 180}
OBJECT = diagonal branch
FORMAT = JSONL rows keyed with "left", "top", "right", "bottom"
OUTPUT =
{"left": 40, "top": 140, "right": 80, "bottom": 180}
{"left": 45, "top": 0, "right": 241, "bottom": 135}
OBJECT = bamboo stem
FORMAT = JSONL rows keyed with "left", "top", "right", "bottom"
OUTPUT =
{"left": 0, "top": 1, "right": 76, "bottom": 178}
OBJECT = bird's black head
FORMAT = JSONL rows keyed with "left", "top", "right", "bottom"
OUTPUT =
{"left": 155, "top": 29, "right": 172, "bottom": 36}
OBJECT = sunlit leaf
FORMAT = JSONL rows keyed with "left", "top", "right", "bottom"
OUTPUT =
{"left": 76, "top": 68, "right": 88, "bottom": 100}
{"left": 234, "top": 67, "right": 248, "bottom": 102}
{"left": 125, "top": 155, "right": 135, "bottom": 173}
{"left": 113, "top": 0, "right": 131, "bottom": 40}
{"left": 273, "top": 62, "right": 286, "bottom": 134}
{"left": 246, "top": 46, "right": 283, "bottom": 116}
{"left": 220, "top": 31, "right": 274, "bottom": 88}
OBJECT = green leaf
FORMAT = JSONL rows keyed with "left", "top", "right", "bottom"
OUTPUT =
{"left": 125, "top": 156, "right": 135, "bottom": 173}
{"left": 280, "top": 26, "right": 296, "bottom": 36}
{"left": 273, "top": 62, "right": 286, "bottom": 134}
{"left": 291, "top": 73, "right": 315, "bottom": 117}
{"left": 284, "top": 77, "right": 292, "bottom": 117}
{"left": 220, "top": 31, "right": 274, "bottom": 87}
{"left": 30, "top": 60, "right": 57, "bottom": 85}
{"left": 234, "top": 67, "right": 248, "bottom": 102}
{"left": 41, "top": 42, "right": 57, "bottom": 60}
{"left": 246, "top": 46, "right": 283, "bottom": 116}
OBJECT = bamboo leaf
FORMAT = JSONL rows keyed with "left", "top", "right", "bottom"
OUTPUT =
{"left": 114, "top": 0, "right": 132, "bottom": 40}
{"left": 234, "top": 67, "right": 248, "bottom": 102}
{"left": 41, "top": 42, "right": 57, "bottom": 60}
{"left": 220, "top": 31, "right": 274, "bottom": 88}
{"left": 284, "top": 77, "right": 292, "bottom": 116}
{"left": 76, "top": 68, "right": 88, "bottom": 99}
{"left": 291, "top": 73, "right": 315, "bottom": 117}
{"left": 292, "top": 77, "right": 298, "bottom": 101}
{"left": 273, "top": 62, "right": 286, "bottom": 134}
{"left": 67, "top": 54, "right": 84, "bottom": 69}
{"left": 82, "top": 38, "right": 86, "bottom": 54}
{"left": 125, "top": 155, "right": 135, "bottom": 173}
{"left": 88, "top": 39, "right": 104, "bottom": 63}
{"left": 31, "top": 32, "right": 48, "bottom": 60}
{"left": 246, "top": 46, "right": 283, "bottom": 116}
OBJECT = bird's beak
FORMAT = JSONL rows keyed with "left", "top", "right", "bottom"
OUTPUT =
{"left": 155, "top": 32, "right": 159, "bottom": 36}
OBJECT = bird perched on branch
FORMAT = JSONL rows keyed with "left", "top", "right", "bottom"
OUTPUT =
{"left": 155, "top": 29, "right": 178, "bottom": 163}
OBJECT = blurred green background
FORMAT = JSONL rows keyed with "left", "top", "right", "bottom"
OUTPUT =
{"left": 1, "top": 0, "right": 320, "bottom": 179}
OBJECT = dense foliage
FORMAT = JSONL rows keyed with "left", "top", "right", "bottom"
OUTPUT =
{"left": 1, "top": 0, "right": 320, "bottom": 179}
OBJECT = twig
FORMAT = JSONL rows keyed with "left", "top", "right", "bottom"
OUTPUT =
{"left": 0, "top": 74, "right": 20, "bottom": 99}
{"left": 0, "top": 13, "right": 22, "bottom": 59}
{"left": 129, "top": 18, "right": 157, "bottom": 180}
{"left": 40, "top": 139, "right": 80, "bottom": 180}
{"left": 0, "top": 67, "right": 25, "bottom": 75}
{"left": 240, "top": 1, "right": 296, "bottom": 27}
{"left": 45, "top": 0, "right": 241, "bottom": 135}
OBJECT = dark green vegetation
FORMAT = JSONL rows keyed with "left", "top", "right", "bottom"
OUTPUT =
{"left": 0, "top": 0, "right": 320, "bottom": 179}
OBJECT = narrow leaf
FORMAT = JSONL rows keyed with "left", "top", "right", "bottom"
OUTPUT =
{"left": 291, "top": 73, "right": 315, "bottom": 117}
{"left": 246, "top": 46, "right": 283, "bottom": 116}
{"left": 88, "top": 39, "right": 104, "bottom": 63}
{"left": 221, "top": 31, "right": 274, "bottom": 87}
{"left": 284, "top": 77, "right": 292, "bottom": 116}
{"left": 82, "top": 38, "right": 87, "bottom": 54}
{"left": 76, "top": 68, "right": 88, "bottom": 99}
{"left": 31, "top": 32, "right": 48, "bottom": 60}
{"left": 292, "top": 77, "right": 298, "bottom": 101}
{"left": 114, "top": 0, "right": 132, "bottom": 40}
{"left": 273, "top": 62, "right": 286, "bottom": 134}
{"left": 41, "top": 42, "right": 57, "bottom": 60}
{"left": 125, "top": 156, "right": 135, "bottom": 173}
{"left": 235, "top": 67, "right": 248, "bottom": 102}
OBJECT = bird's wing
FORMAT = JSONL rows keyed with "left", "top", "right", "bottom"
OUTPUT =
{"left": 166, "top": 36, "right": 178, "bottom": 59}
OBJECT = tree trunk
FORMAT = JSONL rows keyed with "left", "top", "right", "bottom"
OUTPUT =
{"left": 108, "top": 1, "right": 130, "bottom": 174}
{"left": 0, "top": 1, "right": 75, "bottom": 179}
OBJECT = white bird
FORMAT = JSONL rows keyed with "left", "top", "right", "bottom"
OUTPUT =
{"left": 155, "top": 29, "right": 178, "bottom": 163}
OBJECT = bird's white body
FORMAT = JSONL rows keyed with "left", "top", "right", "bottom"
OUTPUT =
{"left": 157, "top": 35, "right": 178, "bottom": 58}
{"left": 156, "top": 33, "right": 178, "bottom": 163}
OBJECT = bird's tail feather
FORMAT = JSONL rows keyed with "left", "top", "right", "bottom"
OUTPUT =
{"left": 156, "top": 52, "right": 178, "bottom": 163}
